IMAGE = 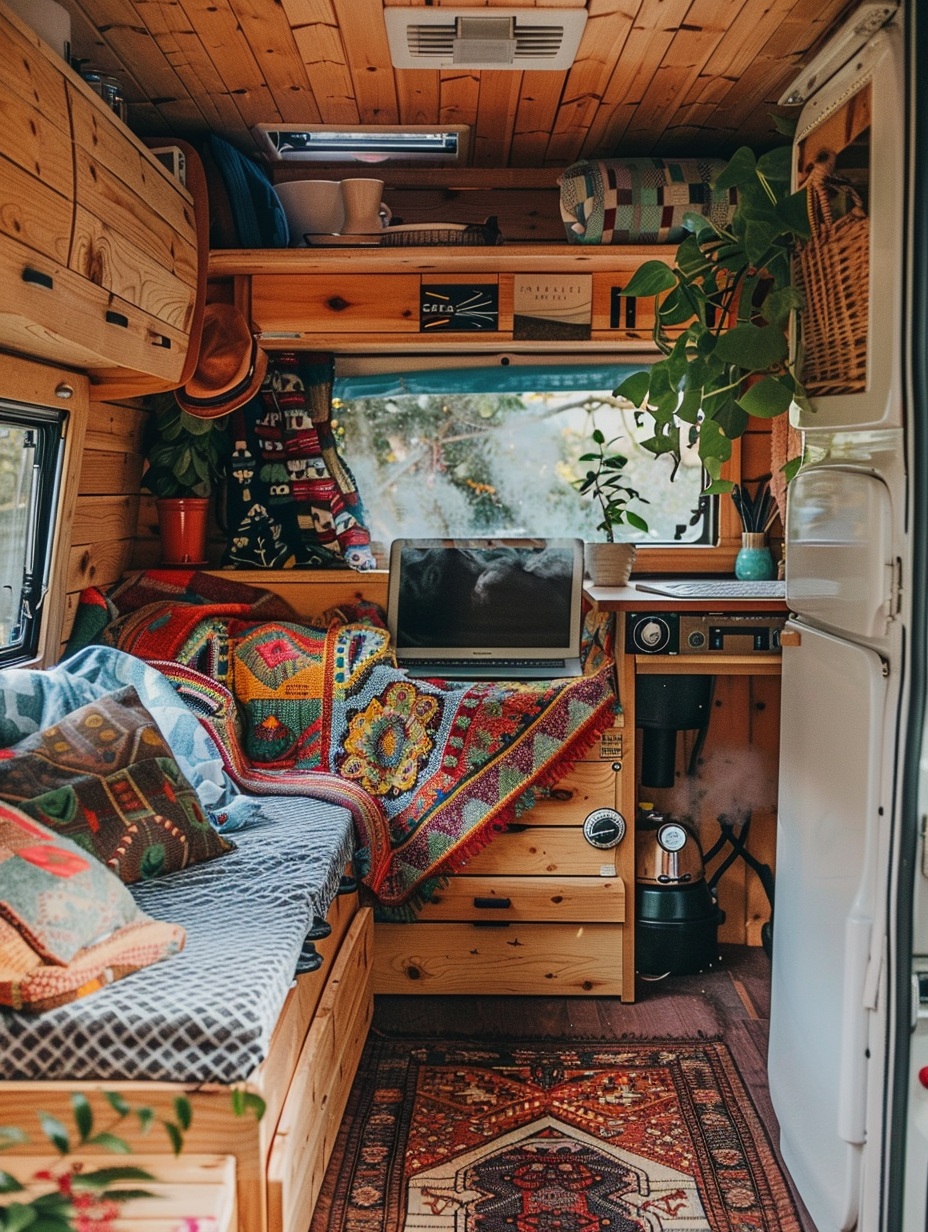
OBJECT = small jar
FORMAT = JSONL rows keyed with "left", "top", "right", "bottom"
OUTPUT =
{"left": 81, "top": 70, "right": 128, "bottom": 123}
{"left": 735, "top": 532, "right": 776, "bottom": 581}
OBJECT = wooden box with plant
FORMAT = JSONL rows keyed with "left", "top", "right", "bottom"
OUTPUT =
{"left": 612, "top": 135, "right": 810, "bottom": 501}
{"left": 141, "top": 393, "right": 230, "bottom": 568}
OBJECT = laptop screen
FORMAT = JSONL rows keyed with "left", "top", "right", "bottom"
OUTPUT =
{"left": 387, "top": 538, "right": 584, "bottom": 665}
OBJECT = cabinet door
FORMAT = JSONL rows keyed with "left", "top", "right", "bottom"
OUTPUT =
{"left": 252, "top": 274, "right": 420, "bottom": 337}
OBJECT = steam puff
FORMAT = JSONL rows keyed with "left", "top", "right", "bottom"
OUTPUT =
{"left": 663, "top": 743, "right": 777, "bottom": 828}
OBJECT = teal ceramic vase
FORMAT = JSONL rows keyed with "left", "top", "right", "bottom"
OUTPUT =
{"left": 735, "top": 532, "right": 775, "bottom": 581}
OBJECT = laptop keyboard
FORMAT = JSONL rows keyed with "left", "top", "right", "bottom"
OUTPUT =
{"left": 403, "top": 658, "right": 565, "bottom": 670}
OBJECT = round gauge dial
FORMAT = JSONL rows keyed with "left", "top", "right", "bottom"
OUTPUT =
{"left": 657, "top": 823, "right": 689, "bottom": 852}
{"left": 583, "top": 807, "right": 627, "bottom": 849}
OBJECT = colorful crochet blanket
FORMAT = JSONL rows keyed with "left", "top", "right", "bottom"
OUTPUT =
{"left": 65, "top": 570, "right": 618, "bottom": 909}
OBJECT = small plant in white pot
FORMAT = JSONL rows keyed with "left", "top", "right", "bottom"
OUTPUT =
{"left": 575, "top": 428, "right": 649, "bottom": 586}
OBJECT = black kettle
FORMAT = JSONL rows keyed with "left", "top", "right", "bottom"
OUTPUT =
{"left": 635, "top": 805, "right": 725, "bottom": 978}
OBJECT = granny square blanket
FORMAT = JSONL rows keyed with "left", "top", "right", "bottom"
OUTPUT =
{"left": 66, "top": 570, "right": 619, "bottom": 911}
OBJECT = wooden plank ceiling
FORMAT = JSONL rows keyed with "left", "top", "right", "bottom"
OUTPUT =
{"left": 58, "top": 0, "right": 855, "bottom": 167}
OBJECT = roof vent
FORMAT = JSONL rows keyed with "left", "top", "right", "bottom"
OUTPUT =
{"left": 384, "top": 7, "right": 587, "bottom": 71}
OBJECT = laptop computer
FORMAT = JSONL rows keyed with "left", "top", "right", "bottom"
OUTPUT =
{"left": 387, "top": 538, "right": 585, "bottom": 679}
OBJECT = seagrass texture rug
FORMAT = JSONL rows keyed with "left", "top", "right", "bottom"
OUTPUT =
{"left": 310, "top": 1035, "right": 800, "bottom": 1232}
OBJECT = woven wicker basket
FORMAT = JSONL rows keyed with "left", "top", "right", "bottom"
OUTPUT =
{"left": 795, "top": 163, "right": 870, "bottom": 396}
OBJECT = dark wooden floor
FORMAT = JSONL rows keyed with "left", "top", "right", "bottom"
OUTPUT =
{"left": 373, "top": 943, "right": 818, "bottom": 1232}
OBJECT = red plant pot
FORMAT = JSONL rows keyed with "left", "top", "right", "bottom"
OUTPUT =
{"left": 156, "top": 498, "right": 210, "bottom": 566}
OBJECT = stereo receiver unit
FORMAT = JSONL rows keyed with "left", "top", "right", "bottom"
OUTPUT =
{"left": 626, "top": 611, "right": 787, "bottom": 655}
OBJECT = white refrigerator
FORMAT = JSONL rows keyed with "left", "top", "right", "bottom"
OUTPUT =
{"left": 767, "top": 15, "right": 905, "bottom": 1232}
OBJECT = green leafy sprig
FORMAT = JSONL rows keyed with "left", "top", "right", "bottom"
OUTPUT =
{"left": 141, "top": 393, "right": 231, "bottom": 500}
{"left": 575, "top": 428, "right": 649, "bottom": 542}
{"left": 614, "top": 139, "right": 811, "bottom": 493}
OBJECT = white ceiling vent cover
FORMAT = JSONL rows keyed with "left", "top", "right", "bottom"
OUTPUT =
{"left": 384, "top": 8, "right": 587, "bottom": 71}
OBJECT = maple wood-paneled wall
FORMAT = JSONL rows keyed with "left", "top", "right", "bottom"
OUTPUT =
{"left": 58, "top": 0, "right": 854, "bottom": 165}
{"left": 62, "top": 401, "right": 144, "bottom": 651}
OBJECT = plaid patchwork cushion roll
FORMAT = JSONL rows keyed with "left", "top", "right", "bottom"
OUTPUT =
{"left": 558, "top": 157, "right": 736, "bottom": 245}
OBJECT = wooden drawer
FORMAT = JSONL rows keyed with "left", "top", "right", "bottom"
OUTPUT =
{"left": 255, "top": 888, "right": 358, "bottom": 1158}
{"left": 464, "top": 824, "right": 620, "bottom": 877}
{"left": 267, "top": 907, "right": 374, "bottom": 1232}
{"left": 416, "top": 874, "right": 624, "bottom": 922}
{"left": 0, "top": 8, "right": 73, "bottom": 203}
{"left": 252, "top": 274, "right": 420, "bottom": 335}
{"left": 69, "top": 90, "right": 197, "bottom": 330}
{"left": 373, "top": 921, "right": 624, "bottom": 995}
{"left": 529, "top": 760, "right": 619, "bottom": 826}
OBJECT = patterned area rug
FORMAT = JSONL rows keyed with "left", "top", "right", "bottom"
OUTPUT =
{"left": 312, "top": 1036, "right": 800, "bottom": 1232}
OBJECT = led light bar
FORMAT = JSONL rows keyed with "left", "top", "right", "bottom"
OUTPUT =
{"left": 253, "top": 124, "right": 470, "bottom": 163}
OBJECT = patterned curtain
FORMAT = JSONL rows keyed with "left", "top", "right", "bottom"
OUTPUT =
{"left": 223, "top": 351, "right": 377, "bottom": 571}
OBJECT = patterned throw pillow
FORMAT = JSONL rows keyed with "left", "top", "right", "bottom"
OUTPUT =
{"left": 0, "top": 902, "right": 184, "bottom": 1013}
{"left": 0, "top": 686, "right": 234, "bottom": 883}
{"left": 0, "top": 801, "right": 150, "bottom": 963}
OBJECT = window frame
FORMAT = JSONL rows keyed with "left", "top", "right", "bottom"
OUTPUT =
{"left": 334, "top": 352, "right": 747, "bottom": 573}
{"left": 0, "top": 398, "right": 67, "bottom": 666}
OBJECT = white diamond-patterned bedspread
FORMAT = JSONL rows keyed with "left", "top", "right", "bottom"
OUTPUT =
{"left": 0, "top": 797, "right": 354, "bottom": 1083}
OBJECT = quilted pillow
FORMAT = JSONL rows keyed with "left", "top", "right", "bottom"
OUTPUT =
{"left": 0, "top": 801, "right": 148, "bottom": 963}
{"left": 0, "top": 907, "right": 184, "bottom": 1014}
{"left": 0, "top": 686, "right": 234, "bottom": 883}
{"left": 558, "top": 158, "right": 736, "bottom": 245}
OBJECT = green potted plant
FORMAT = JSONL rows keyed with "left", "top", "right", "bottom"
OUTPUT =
{"left": 575, "top": 428, "right": 649, "bottom": 585}
{"left": 141, "top": 393, "right": 231, "bottom": 566}
{"left": 613, "top": 138, "right": 810, "bottom": 494}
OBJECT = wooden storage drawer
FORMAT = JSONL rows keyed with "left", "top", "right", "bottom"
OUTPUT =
{"left": 1, "top": 233, "right": 188, "bottom": 378}
{"left": 0, "top": 7, "right": 73, "bottom": 209}
{"left": 267, "top": 907, "right": 374, "bottom": 1232}
{"left": 415, "top": 873, "right": 624, "bottom": 922}
{"left": 69, "top": 89, "right": 197, "bottom": 333}
{"left": 252, "top": 274, "right": 420, "bottom": 335}
{"left": 463, "top": 824, "right": 619, "bottom": 877}
{"left": 373, "top": 921, "right": 624, "bottom": 995}
{"left": 529, "top": 760, "right": 619, "bottom": 825}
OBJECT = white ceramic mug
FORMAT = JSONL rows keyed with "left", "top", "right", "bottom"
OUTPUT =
{"left": 275, "top": 179, "right": 344, "bottom": 242}
{"left": 340, "top": 178, "right": 391, "bottom": 234}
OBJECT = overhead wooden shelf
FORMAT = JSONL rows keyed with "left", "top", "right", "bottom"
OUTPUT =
{"left": 208, "top": 244, "right": 677, "bottom": 277}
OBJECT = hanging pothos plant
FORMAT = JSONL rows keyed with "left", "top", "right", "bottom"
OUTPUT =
{"left": 615, "top": 134, "right": 810, "bottom": 494}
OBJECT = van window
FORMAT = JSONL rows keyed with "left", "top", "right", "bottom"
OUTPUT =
{"left": 0, "top": 400, "right": 65, "bottom": 664}
{"left": 334, "top": 364, "right": 712, "bottom": 546}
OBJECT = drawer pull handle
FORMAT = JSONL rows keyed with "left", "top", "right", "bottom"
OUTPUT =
{"left": 150, "top": 333, "right": 172, "bottom": 348}
{"left": 550, "top": 788, "right": 573, "bottom": 801}
{"left": 473, "top": 896, "right": 511, "bottom": 910}
{"left": 105, "top": 310, "right": 129, "bottom": 328}
{"left": 22, "top": 267, "right": 53, "bottom": 290}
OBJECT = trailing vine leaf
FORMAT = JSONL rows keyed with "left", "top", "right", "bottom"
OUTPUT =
{"left": 0, "top": 1129, "right": 28, "bottom": 1153}
{"left": 37, "top": 1115, "right": 69, "bottom": 1157}
{"left": 172, "top": 1097, "right": 192, "bottom": 1133}
{"left": 73, "top": 1167, "right": 156, "bottom": 1189}
{"left": 103, "top": 1093, "right": 130, "bottom": 1120}
{"left": 86, "top": 1132, "right": 131, "bottom": 1154}
{"left": 70, "top": 1095, "right": 92, "bottom": 1146}
{"left": 616, "top": 141, "right": 811, "bottom": 489}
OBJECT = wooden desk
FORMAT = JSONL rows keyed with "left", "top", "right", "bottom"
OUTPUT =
{"left": 587, "top": 581, "right": 788, "bottom": 950}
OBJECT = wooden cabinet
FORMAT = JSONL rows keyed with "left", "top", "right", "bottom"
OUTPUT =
{"left": 216, "top": 246, "right": 677, "bottom": 354}
{"left": 372, "top": 733, "right": 636, "bottom": 1000}
{"left": 0, "top": 1, "right": 198, "bottom": 395}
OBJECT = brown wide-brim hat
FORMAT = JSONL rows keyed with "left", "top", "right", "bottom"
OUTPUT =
{"left": 175, "top": 302, "right": 268, "bottom": 419}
